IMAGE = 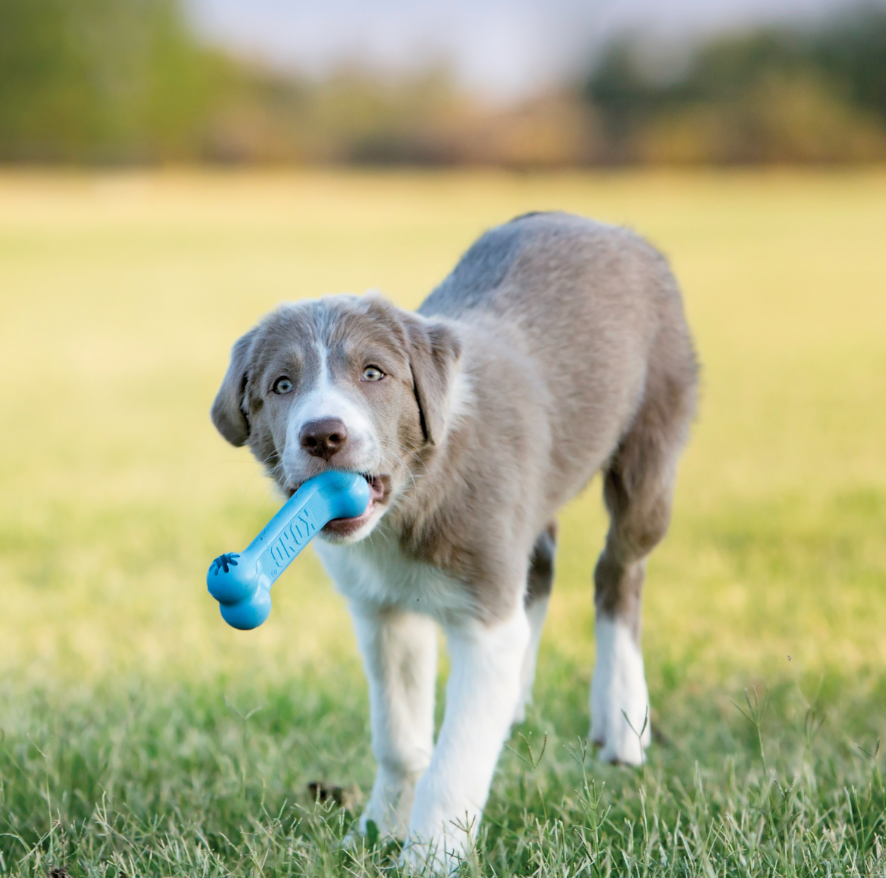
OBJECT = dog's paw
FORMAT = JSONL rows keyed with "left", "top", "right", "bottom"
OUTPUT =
{"left": 593, "top": 705, "right": 651, "bottom": 765}
{"left": 400, "top": 833, "right": 467, "bottom": 876}
{"left": 355, "top": 767, "right": 423, "bottom": 841}
{"left": 401, "top": 803, "right": 477, "bottom": 875}
{"left": 590, "top": 617, "right": 651, "bottom": 766}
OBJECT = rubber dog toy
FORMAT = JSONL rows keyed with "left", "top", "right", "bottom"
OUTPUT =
{"left": 207, "top": 470, "right": 370, "bottom": 630}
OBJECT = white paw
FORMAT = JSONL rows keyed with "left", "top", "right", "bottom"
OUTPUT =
{"left": 356, "top": 767, "right": 421, "bottom": 840}
{"left": 402, "top": 799, "right": 477, "bottom": 875}
{"left": 400, "top": 829, "right": 470, "bottom": 876}
{"left": 590, "top": 616, "right": 651, "bottom": 765}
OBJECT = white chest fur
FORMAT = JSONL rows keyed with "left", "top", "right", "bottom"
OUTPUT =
{"left": 313, "top": 530, "right": 475, "bottom": 622}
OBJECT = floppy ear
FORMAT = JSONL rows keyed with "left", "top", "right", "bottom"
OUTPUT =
{"left": 402, "top": 314, "right": 462, "bottom": 446}
{"left": 210, "top": 328, "right": 257, "bottom": 447}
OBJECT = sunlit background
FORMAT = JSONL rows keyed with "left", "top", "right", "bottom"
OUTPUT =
{"left": 1, "top": 2, "right": 885, "bottom": 875}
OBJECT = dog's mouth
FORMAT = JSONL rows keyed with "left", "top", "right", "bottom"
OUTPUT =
{"left": 286, "top": 473, "right": 390, "bottom": 538}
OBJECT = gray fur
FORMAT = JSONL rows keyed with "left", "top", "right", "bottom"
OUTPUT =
{"left": 211, "top": 210, "right": 699, "bottom": 827}
{"left": 211, "top": 328, "right": 257, "bottom": 447}
{"left": 213, "top": 207, "right": 697, "bottom": 632}
{"left": 212, "top": 211, "right": 698, "bottom": 627}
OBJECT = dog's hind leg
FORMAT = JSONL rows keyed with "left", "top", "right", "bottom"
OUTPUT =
{"left": 349, "top": 605, "right": 438, "bottom": 839}
{"left": 591, "top": 354, "right": 696, "bottom": 765}
{"left": 513, "top": 523, "right": 557, "bottom": 724}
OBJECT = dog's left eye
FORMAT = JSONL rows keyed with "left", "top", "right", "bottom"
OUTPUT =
{"left": 272, "top": 377, "right": 293, "bottom": 394}
{"left": 362, "top": 365, "right": 385, "bottom": 382}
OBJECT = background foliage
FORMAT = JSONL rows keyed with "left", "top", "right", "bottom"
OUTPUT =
{"left": 587, "top": 7, "right": 886, "bottom": 163}
{"left": 3, "top": 0, "right": 886, "bottom": 165}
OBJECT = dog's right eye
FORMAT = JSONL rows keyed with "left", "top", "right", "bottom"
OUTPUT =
{"left": 272, "top": 377, "right": 293, "bottom": 395}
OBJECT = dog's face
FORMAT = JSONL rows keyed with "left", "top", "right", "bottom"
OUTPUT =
{"left": 211, "top": 295, "right": 461, "bottom": 543}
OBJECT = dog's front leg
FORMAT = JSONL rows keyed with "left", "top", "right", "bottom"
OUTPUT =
{"left": 403, "top": 607, "right": 530, "bottom": 873}
{"left": 350, "top": 604, "right": 438, "bottom": 840}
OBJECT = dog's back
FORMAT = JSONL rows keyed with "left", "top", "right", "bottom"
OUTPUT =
{"left": 420, "top": 211, "right": 697, "bottom": 514}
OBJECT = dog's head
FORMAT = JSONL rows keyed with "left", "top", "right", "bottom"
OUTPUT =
{"left": 211, "top": 294, "right": 462, "bottom": 542}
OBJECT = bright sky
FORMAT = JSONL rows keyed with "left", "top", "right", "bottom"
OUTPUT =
{"left": 188, "top": 0, "right": 864, "bottom": 103}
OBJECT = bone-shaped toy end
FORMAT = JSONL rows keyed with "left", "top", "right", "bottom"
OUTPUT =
{"left": 207, "top": 552, "right": 272, "bottom": 629}
{"left": 218, "top": 584, "right": 271, "bottom": 630}
{"left": 206, "top": 471, "right": 371, "bottom": 631}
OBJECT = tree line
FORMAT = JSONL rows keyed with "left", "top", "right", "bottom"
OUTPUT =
{"left": 2, "top": 0, "right": 885, "bottom": 165}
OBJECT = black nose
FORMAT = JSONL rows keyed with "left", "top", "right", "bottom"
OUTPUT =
{"left": 299, "top": 418, "right": 349, "bottom": 460}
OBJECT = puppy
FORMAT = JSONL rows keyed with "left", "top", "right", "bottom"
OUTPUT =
{"left": 211, "top": 212, "right": 698, "bottom": 870}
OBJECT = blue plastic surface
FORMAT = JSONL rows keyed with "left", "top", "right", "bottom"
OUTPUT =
{"left": 207, "top": 471, "right": 371, "bottom": 630}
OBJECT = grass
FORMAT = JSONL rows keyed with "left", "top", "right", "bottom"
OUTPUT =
{"left": 1, "top": 168, "right": 885, "bottom": 876}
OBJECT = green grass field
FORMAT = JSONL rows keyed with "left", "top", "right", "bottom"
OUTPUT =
{"left": 1, "top": 169, "right": 885, "bottom": 876}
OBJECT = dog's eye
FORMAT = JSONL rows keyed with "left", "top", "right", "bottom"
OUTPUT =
{"left": 272, "top": 377, "right": 293, "bottom": 394}
{"left": 362, "top": 365, "right": 385, "bottom": 382}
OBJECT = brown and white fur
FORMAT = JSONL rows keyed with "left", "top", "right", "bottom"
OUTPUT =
{"left": 211, "top": 212, "right": 698, "bottom": 871}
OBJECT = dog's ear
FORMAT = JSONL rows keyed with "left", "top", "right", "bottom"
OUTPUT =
{"left": 211, "top": 328, "right": 258, "bottom": 447}
{"left": 402, "top": 314, "right": 462, "bottom": 446}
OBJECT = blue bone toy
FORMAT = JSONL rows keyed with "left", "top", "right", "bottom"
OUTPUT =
{"left": 207, "top": 470, "right": 370, "bottom": 630}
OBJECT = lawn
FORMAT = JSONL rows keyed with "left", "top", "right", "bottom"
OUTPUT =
{"left": 1, "top": 169, "right": 884, "bottom": 876}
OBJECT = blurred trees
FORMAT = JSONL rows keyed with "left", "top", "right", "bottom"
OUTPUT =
{"left": 1, "top": 0, "right": 885, "bottom": 165}
{"left": 585, "top": 5, "right": 886, "bottom": 163}
{"left": 0, "top": 0, "right": 237, "bottom": 161}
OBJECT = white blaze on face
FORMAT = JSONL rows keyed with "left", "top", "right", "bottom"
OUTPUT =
{"left": 282, "top": 341, "right": 378, "bottom": 481}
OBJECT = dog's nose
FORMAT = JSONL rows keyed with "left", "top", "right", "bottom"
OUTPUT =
{"left": 299, "top": 418, "right": 349, "bottom": 460}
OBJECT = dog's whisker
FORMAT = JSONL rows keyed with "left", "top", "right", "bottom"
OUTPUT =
{"left": 378, "top": 437, "right": 428, "bottom": 474}
{"left": 376, "top": 442, "right": 421, "bottom": 492}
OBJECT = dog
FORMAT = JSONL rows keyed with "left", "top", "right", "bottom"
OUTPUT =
{"left": 211, "top": 211, "right": 698, "bottom": 870}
